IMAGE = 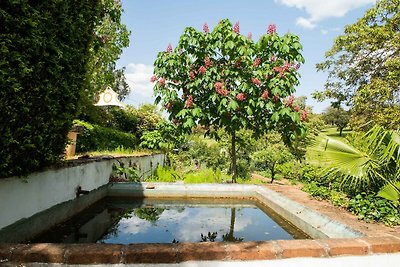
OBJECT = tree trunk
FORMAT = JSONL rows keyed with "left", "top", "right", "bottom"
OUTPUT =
{"left": 339, "top": 127, "right": 343, "bottom": 136}
{"left": 270, "top": 163, "right": 275, "bottom": 183}
{"left": 231, "top": 131, "right": 237, "bottom": 183}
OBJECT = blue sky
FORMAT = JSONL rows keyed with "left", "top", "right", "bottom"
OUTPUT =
{"left": 117, "top": 0, "right": 375, "bottom": 113}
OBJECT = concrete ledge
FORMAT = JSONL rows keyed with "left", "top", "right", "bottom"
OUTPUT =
{"left": 1, "top": 237, "right": 400, "bottom": 264}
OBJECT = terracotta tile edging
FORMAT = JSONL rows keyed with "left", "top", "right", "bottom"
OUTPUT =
{"left": 1, "top": 236, "right": 400, "bottom": 264}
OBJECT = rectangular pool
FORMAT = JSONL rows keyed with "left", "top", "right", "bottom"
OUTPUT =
{"left": 31, "top": 197, "right": 309, "bottom": 244}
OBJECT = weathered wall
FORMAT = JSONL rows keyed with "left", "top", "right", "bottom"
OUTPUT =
{"left": 0, "top": 154, "right": 164, "bottom": 232}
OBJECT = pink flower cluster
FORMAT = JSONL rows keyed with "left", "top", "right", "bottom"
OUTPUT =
{"left": 293, "top": 106, "right": 300, "bottom": 112}
{"left": 203, "top": 23, "right": 209, "bottom": 34}
{"left": 285, "top": 95, "right": 295, "bottom": 107}
{"left": 189, "top": 71, "right": 196, "bottom": 80}
{"left": 273, "top": 63, "right": 291, "bottom": 78}
{"left": 233, "top": 21, "right": 240, "bottom": 34}
{"left": 198, "top": 66, "right": 206, "bottom": 74}
{"left": 247, "top": 32, "right": 252, "bottom": 40}
{"left": 166, "top": 43, "right": 172, "bottom": 53}
{"left": 267, "top": 24, "right": 276, "bottom": 35}
{"left": 236, "top": 93, "right": 246, "bottom": 101}
{"left": 165, "top": 101, "right": 174, "bottom": 110}
{"left": 253, "top": 57, "right": 261, "bottom": 67}
{"left": 214, "top": 82, "right": 229, "bottom": 96}
{"left": 150, "top": 75, "right": 158, "bottom": 83}
{"left": 185, "top": 95, "right": 193, "bottom": 108}
{"left": 261, "top": 90, "right": 269, "bottom": 100}
{"left": 294, "top": 63, "right": 301, "bottom": 70}
{"left": 204, "top": 57, "right": 212, "bottom": 67}
{"left": 300, "top": 110, "right": 308, "bottom": 121}
{"left": 158, "top": 77, "right": 166, "bottom": 87}
{"left": 270, "top": 55, "right": 277, "bottom": 62}
{"left": 251, "top": 77, "right": 261, "bottom": 86}
{"left": 273, "top": 94, "right": 280, "bottom": 103}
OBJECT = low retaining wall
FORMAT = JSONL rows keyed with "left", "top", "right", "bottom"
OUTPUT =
{"left": 0, "top": 154, "right": 164, "bottom": 242}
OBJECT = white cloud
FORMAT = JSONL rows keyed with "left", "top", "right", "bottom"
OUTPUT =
{"left": 124, "top": 63, "right": 155, "bottom": 106}
{"left": 275, "top": 0, "right": 375, "bottom": 29}
{"left": 321, "top": 29, "right": 328, "bottom": 35}
{"left": 296, "top": 17, "right": 316, "bottom": 29}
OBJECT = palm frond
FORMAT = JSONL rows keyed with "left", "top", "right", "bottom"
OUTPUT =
{"left": 378, "top": 181, "right": 400, "bottom": 202}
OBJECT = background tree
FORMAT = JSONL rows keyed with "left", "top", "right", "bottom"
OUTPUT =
{"left": 85, "top": 0, "right": 131, "bottom": 97}
{"left": 152, "top": 19, "right": 306, "bottom": 182}
{"left": 315, "top": 0, "right": 399, "bottom": 129}
{"left": 321, "top": 107, "right": 350, "bottom": 135}
{"left": 251, "top": 133, "right": 294, "bottom": 183}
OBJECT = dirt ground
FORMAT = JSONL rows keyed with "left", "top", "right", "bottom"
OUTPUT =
{"left": 252, "top": 174, "right": 400, "bottom": 239}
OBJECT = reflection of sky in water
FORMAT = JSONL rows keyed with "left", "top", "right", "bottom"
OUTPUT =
{"left": 98, "top": 206, "right": 294, "bottom": 244}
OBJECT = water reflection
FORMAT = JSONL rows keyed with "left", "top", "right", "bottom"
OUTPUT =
{"left": 32, "top": 198, "right": 309, "bottom": 244}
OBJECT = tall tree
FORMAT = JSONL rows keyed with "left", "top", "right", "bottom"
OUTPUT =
{"left": 85, "top": 0, "right": 131, "bottom": 101}
{"left": 315, "top": 0, "right": 400, "bottom": 129}
{"left": 152, "top": 19, "right": 306, "bottom": 182}
{"left": 322, "top": 107, "right": 350, "bottom": 136}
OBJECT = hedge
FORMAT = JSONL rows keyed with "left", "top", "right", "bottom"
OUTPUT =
{"left": 0, "top": 1, "right": 101, "bottom": 177}
{"left": 74, "top": 120, "right": 137, "bottom": 153}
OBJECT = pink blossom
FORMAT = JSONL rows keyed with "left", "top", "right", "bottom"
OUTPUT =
{"left": 236, "top": 93, "right": 246, "bottom": 101}
{"left": 198, "top": 66, "right": 206, "bottom": 74}
{"left": 300, "top": 110, "right": 308, "bottom": 121}
{"left": 233, "top": 21, "right": 240, "bottom": 34}
{"left": 253, "top": 57, "right": 261, "bottom": 67}
{"left": 203, "top": 22, "right": 209, "bottom": 34}
{"left": 273, "top": 94, "right": 280, "bottom": 103}
{"left": 204, "top": 57, "right": 212, "bottom": 67}
{"left": 251, "top": 77, "right": 261, "bottom": 86}
{"left": 285, "top": 95, "right": 295, "bottom": 107}
{"left": 261, "top": 90, "right": 269, "bottom": 100}
{"left": 293, "top": 106, "right": 300, "bottom": 112}
{"left": 166, "top": 43, "right": 172, "bottom": 53}
{"left": 267, "top": 24, "right": 276, "bottom": 34}
{"left": 189, "top": 71, "right": 195, "bottom": 80}
{"left": 214, "top": 82, "right": 229, "bottom": 96}
{"left": 165, "top": 101, "right": 174, "bottom": 110}
{"left": 270, "top": 55, "right": 277, "bottom": 62}
{"left": 294, "top": 63, "right": 300, "bottom": 70}
{"left": 185, "top": 95, "right": 193, "bottom": 108}
{"left": 150, "top": 75, "right": 158, "bottom": 83}
{"left": 247, "top": 32, "right": 252, "bottom": 40}
{"left": 159, "top": 78, "right": 166, "bottom": 87}
{"left": 283, "top": 61, "right": 291, "bottom": 71}
{"left": 214, "top": 81, "right": 223, "bottom": 90}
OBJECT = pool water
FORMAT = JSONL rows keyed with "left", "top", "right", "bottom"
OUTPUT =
{"left": 32, "top": 198, "right": 309, "bottom": 244}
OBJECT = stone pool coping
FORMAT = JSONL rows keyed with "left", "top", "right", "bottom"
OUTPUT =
{"left": 1, "top": 182, "right": 400, "bottom": 265}
{"left": 1, "top": 237, "right": 400, "bottom": 264}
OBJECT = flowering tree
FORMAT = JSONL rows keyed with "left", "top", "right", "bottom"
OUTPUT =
{"left": 152, "top": 19, "right": 306, "bottom": 182}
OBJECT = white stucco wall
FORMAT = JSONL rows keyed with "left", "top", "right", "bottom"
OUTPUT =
{"left": 0, "top": 154, "right": 164, "bottom": 230}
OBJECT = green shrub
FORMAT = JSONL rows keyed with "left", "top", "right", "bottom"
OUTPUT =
{"left": 0, "top": 1, "right": 100, "bottom": 177}
{"left": 150, "top": 166, "right": 181, "bottom": 182}
{"left": 302, "top": 182, "right": 331, "bottom": 200}
{"left": 348, "top": 193, "right": 400, "bottom": 226}
{"left": 75, "top": 120, "right": 137, "bottom": 152}
{"left": 184, "top": 168, "right": 224, "bottom": 184}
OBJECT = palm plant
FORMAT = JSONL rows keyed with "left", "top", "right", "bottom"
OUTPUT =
{"left": 309, "top": 125, "right": 400, "bottom": 196}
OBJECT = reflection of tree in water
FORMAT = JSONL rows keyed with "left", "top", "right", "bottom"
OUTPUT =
{"left": 200, "top": 231, "right": 218, "bottom": 242}
{"left": 133, "top": 207, "right": 165, "bottom": 224}
{"left": 222, "top": 208, "right": 243, "bottom": 242}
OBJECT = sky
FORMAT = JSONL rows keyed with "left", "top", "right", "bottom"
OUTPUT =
{"left": 117, "top": 0, "right": 376, "bottom": 114}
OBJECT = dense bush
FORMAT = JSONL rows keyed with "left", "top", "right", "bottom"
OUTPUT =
{"left": 348, "top": 193, "right": 400, "bottom": 226}
{"left": 74, "top": 120, "right": 137, "bottom": 153}
{"left": 0, "top": 1, "right": 100, "bottom": 177}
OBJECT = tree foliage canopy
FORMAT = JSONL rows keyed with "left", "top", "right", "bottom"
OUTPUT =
{"left": 152, "top": 19, "right": 307, "bottom": 181}
{"left": 315, "top": 0, "right": 399, "bottom": 129}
